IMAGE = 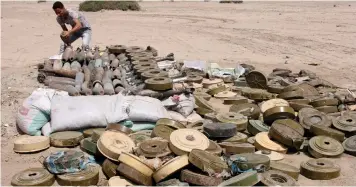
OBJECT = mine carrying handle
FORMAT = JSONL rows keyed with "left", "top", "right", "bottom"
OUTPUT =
{"left": 159, "top": 88, "right": 195, "bottom": 99}
{"left": 38, "top": 155, "right": 46, "bottom": 165}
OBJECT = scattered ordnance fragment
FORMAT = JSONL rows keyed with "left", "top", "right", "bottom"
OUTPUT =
{"left": 102, "top": 69, "right": 115, "bottom": 95}
{"left": 62, "top": 62, "right": 71, "bottom": 71}
{"left": 92, "top": 81, "right": 104, "bottom": 95}
{"left": 109, "top": 53, "right": 116, "bottom": 62}
{"left": 111, "top": 58, "right": 120, "bottom": 68}
{"left": 218, "top": 171, "right": 259, "bottom": 186}
{"left": 101, "top": 48, "right": 110, "bottom": 63}
{"left": 113, "top": 79, "right": 125, "bottom": 94}
{"left": 75, "top": 72, "right": 84, "bottom": 91}
{"left": 81, "top": 65, "right": 92, "bottom": 95}
{"left": 44, "top": 76, "right": 75, "bottom": 86}
{"left": 93, "top": 67, "right": 104, "bottom": 83}
{"left": 88, "top": 60, "right": 95, "bottom": 71}
{"left": 39, "top": 68, "right": 77, "bottom": 79}
{"left": 43, "top": 59, "right": 53, "bottom": 70}
{"left": 93, "top": 47, "right": 100, "bottom": 59}
{"left": 95, "top": 58, "right": 103, "bottom": 68}
{"left": 136, "top": 88, "right": 194, "bottom": 99}
{"left": 48, "top": 83, "right": 80, "bottom": 96}
{"left": 181, "top": 169, "right": 223, "bottom": 186}
{"left": 85, "top": 50, "right": 94, "bottom": 61}
{"left": 270, "top": 162, "right": 300, "bottom": 180}
{"left": 75, "top": 47, "right": 86, "bottom": 62}
{"left": 102, "top": 159, "right": 119, "bottom": 179}
{"left": 62, "top": 46, "right": 75, "bottom": 61}
{"left": 155, "top": 53, "right": 174, "bottom": 62}
{"left": 52, "top": 59, "right": 63, "bottom": 70}
{"left": 112, "top": 68, "right": 121, "bottom": 79}
{"left": 146, "top": 46, "right": 158, "bottom": 56}
{"left": 71, "top": 61, "right": 82, "bottom": 72}
{"left": 119, "top": 66, "right": 132, "bottom": 89}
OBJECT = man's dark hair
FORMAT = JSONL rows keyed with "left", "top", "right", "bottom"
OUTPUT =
{"left": 52, "top": 1, "right": 64, "bottom": 9}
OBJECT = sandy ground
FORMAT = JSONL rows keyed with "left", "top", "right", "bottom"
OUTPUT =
{"left": 2, "top": 1, "right": 356, "bottom": 186}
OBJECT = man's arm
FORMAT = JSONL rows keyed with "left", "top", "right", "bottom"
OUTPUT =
{"left": 68, "top": 18, "right": 82, "bottom": 34}
{"left": 67, "top": 11, "right": 82, "bottom": 34}
{"left": 61, "top": 24, "right": 68, "bottom": 31}
{"left": 57, "top": 17, "right": 68, "bottom": 31}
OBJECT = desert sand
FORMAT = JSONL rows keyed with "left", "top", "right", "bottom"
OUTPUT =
{"left": 1, "top": 1, "right": 356, "bottom": 186}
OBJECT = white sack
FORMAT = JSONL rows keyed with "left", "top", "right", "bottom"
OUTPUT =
{"left": 174, "top": 94, "right": 195, "bottom": 117}
{"left": 50, "top": 93, "right": 128, "bottom": 133}
{"left": 162, "top": 94, "right": 195, "bottom": 117}
{"left": 41, "top": 122, "right": 52, "bottom": 136}
{"left": 16, "top": 88, "right": 68, "bottom": 136}
{"left": 126, "top": 95, "right": 169, "bottom": 122}
{"left": 168, "top": 110, "right": 202, "bottom": 125}
{"left": 168, "top": 111, "right": 188, "bottom": 126}
{"left": 186, "top": 111, "right": 203, "bottom": 123}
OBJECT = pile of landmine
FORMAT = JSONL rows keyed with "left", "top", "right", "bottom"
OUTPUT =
{"left": 11, "top": 45, "right": 356, "bottom": 186}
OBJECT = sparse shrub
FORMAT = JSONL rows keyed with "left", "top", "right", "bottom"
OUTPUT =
{"left": 219, "top": 0, "right": 243, "bottom": 3}
{"left": 79, "top": 1, "right": 141, "bottom": 12}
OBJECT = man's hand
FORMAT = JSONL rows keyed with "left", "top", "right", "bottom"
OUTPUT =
{"left": 60, "top": 31, "right": 71, "bottom": 45}
{"left": 61, "top": 31, "right": 70, "bottom": 39}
